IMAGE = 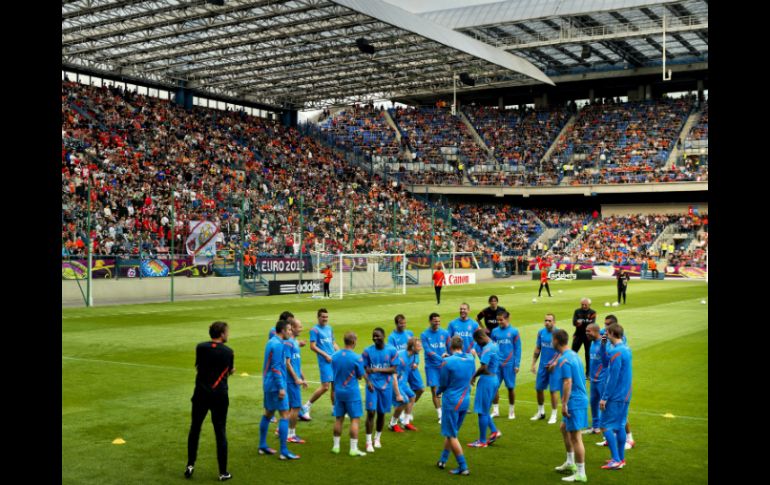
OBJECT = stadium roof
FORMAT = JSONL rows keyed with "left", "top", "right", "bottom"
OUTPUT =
{"left": 62, "top": 0, "right": 708, "bottom": 110}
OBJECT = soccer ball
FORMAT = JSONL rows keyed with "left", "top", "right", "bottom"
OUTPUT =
{"left": 604, "top": 302, "right": 610, "bottom": 307}
{"left": 510, "top": 286, "right": 516, "bottom": 289}
{"left": 532, "top": 298, "right": 537, "bottom": 303}
{"left": 611, "top": 302, "right": 619, "bottom": 307}
{"left": 700, "top": 299, "right": 706, "bottom": 304}
{"left": 558, "top": 290, "right": 563, "bottom": 293}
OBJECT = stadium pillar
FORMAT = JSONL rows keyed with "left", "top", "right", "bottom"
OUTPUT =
{"left": 239, "top": 197, "right": 245, "bottom": 298}
{"left": 430, "top": 208, "right": 435, "bottom": 270}
{"left": 588, "top": 89, "right": 595, "bottom": 103}
{"left": 697, "top": 80, "right": 704, "bottom": 102}
{"left": 175, "top": 81, "right": 193, "bottom": 110}
{"left": 170, "top": 190, "right": 175, "bottom": 302}
{"left": 498, "top": 96, "right": 504, "bottom": 110}
{"left": 281, "top": 106, "right": 298, "bottom": 128}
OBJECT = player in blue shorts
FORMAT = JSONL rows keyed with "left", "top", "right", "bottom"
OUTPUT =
{"left": 362, "top": 327, "right": 402, "bottom": 453}
{"left": 389, "top": 339, "right": 418, "bottom": 433}
{"left": 552, "top": 329, "right": 589, "bottom": 482}
{"left": 584, "top": 324, "right": 604, "bottom": 435}
{"left": 258, "top": 319, "right": 299, "bottom": 460}
{"left": 468, "top": 329, "right": 502, "bottom": 448}
{"left": 387, "top": 314, "right": 423, "bottom": 428}
{"left": 530, "top": 313, "right": 561, "bottom": 424}
{"left": 303, "top": 308, "right": 338, "bottom": 419}
{"left": 447, "top": 303, "right": 480, "bottom": 356}
{"left": 330, "top": 331, "right": 367, "bottom": 457}
{"left": 599, "top": 323, "right": 633, "bottom": 470}
{"left": 490, "top": 310, "right": 521, "bottom": 419}
{"left": 436, "top": 336, "right": 475, "bottom": 476}
{"left": 421, "top": 312, "right": 450, "bottom": 423}
{"left": 597, "top": 315, "right": 634, "bottom": 449}
{"left": 283, "top": 319, "right": 308, "bottom": 443}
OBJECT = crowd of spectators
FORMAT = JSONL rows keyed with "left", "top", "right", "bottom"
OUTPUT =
{"left": 318, "top": 103, "right": 403, "bottom": 164}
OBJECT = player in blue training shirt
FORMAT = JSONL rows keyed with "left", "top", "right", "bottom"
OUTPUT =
{"left": 303, "top": 308, "right": 338, "bottom": 419}
{"left": 468, "top": 329, "right": 502, "bottom": 448}
{"left": 596, "top": 315, "right": 634, "bottom": 449}
{"left": 283, "top": 319, "right": 308, "bottom": 444}
{"left": 421, "top": 312, "right": 450, "bottom": 423}
{"left": 585, "top": 324, "right": 605, "bottom": 435}
{"left": 599, "top": 323, "right": 633, "bottom": 471}
{"left": 387, "top": 314, "right": 424, "bottom": 427}
{"left": 362, "top": 327, "right": 402, "bottom": 453}
{"left": 258, "top": 320, "right": 300, "bottom": 460}
{"left": 436, "top": 336, "right": 475, "bottom": 476}
{"left": 552, "top": 329, "right": 589, "bottom": 482}
{"left": 447, "top": 303, "right": 480, "bottom": 356}
{"left": 530, "top": 313, "right": 561, "bottom": 424}
{"left": 490, "top": 310, "right": 522, "bottom": 419}
{"left": 389, "top": 338, "right": 418, "bottom": 433}
{"left": 330, "top": 331, "right": 367, "bottom": 457}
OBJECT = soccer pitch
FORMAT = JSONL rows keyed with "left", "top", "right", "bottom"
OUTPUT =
{"left": 62, "top": 279, "right": 708, "bottom": 484}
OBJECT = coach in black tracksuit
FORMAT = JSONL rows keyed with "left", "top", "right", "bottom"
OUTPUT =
{"left": 571, "top": 299, "right": 596, "bottom": 378}
{"left": 185, "top": 321, "right": 235, "bottom": 481}
{"left": 617, "top": 270, "right": 630, "bottom": 304}
{"left": 477, "top": 295, "right": 507, "bottom": 334}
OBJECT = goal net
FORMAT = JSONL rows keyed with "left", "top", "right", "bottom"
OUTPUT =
{"left": 310, "top": 252, "right": 406, "bottom": 299}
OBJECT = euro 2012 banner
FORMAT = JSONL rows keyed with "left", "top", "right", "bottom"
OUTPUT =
{"left": 186, "top": 221, "right": 220, "bottom": 265}
{"left": 62, "top": 256, "right": 212, "bottom": 279}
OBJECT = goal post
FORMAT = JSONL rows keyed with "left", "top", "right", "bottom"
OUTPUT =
{"left": 310, "top": 252, "right": 406, "bottom": 299}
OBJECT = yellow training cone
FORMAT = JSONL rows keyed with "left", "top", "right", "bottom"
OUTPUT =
{"left": 663, "top": 413, "right": 675, "bottom": 419}
{"left": 112, "top": 438, "right": 126, "bottom": 445}
{"left": 241, "top": 372, "right": 250, "bottom": 377}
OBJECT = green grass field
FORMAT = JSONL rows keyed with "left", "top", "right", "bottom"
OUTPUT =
{"left": 62, "top": 279, "right": 708, "bottom": 484}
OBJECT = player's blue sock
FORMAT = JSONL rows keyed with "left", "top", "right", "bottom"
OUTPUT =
{"left": 616, "top": 426, "right": 627, "bottom": 461}
{"left": 456, "top": 454, "right": 468, "bottom": 470}
{"left": 279, "top": 418, "right": 290, "bottom": 455}
{"left": 478, "top": 414, "right": 487, "bottom": 442}
{"left": 439, "top": 449, "right": 450, "bottom": 463}
{"left": 604, "top": 429, "right": 620, "bottom": 462}
{"left": 259, "top": 415, "right": 270, "bottom": 449}
{"left": 488, "top": 414, "right": 498, "bottom": 434}
{"left": 590, "top": 397, "right": 599, "bottom": 429}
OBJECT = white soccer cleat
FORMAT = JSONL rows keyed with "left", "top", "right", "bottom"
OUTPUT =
{"left": 554, "top": 462, "right": 577, "bottom": 473}
{"left": 604, "top": 302, "right": 610, "bottom": 307}
{"left": 490, "top": 409, "right": 500, "bottom": 418}
{"left": 508, "top": 410, "right": 516, "bottom": 420}
{"left": 548, "top": 414, "right": 558, "bottom": 424}
{"left": 374, "top": 439, "right": 382, "bottom": 449}
{"left": 530, "top": 412, "right": 545, "bottom": 421}
{"left": 596, "top": 439, "right": 608, "bottom": 446}
{"left": 366, "top": 443, "right": 375, "bottom": 453}
{"left": 625, "top": 441, "right": 633, "bottom": 450}
{"left": 562, "top": 473, "right": 588, "bottom": 482}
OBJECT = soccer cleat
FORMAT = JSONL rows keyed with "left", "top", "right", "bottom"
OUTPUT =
{"left": 389, "top": 424, "right": 405, "bottom": 433}
{"left": 581, "top": 428, "right": 594, "bottom": 435}
{"left": 270, "top": 416, "right": 277, "bottom": 424}
{"left": 331, "top": 446, "right": 340, "bottom": 454}
{"left": 508, "top": 411, "right": 516, "bottom": 420}
{"left": 467, "top": 440, "right": 488, "bottom": 448}
{"left": 531, "top": 412, "right": 545, "bottom": 421}
{"left": 596, "top": 440, "right": 608, "bottom": 446}
{"left": 279, "top": 452, "right": 301, "bottom": 460}
{"left": 548, "top": 414, "right": 558, "bottom": 424}
{"left": 438, "top": 417, "right": 442, "bottom": 424}
{"left": 449, "top": 468, "right": 470, "bottom": 476}
{"left": 258, "top": 447, "right": 277, "bottom": 455}
{"left": 404, "top": 423, "right": 418, "bottom": 431}
{"left": 184, "top": 465, "right": 194, "bottom": 478}
{"left": 626, "top": 439, "right": 635, "bottom": 449}
{"left": 288, "top": 435, "right": 306, "bottom": 444}
{"left": 299, "top": 413, "right": 312, "bottom": 422}
{"left": 218, "top": 472, "right": 232, "bottom": 481}
{"left": 490, "top": 409, "right": 500, "bottom": 418}
{"left": 374, "top": 439, "right": 382, "bottom": 449}
{"left": 562, "top": 473, "right": 588, "bottom": 482}
{"left": 555, "top": 462, "right": 578, "bottom": 473}
{"left": 366, "top": 443, "right": 375, "bottom": 453}
{"left": 601, "top": 460, "right": 623, "bottom": 470}
{"left": 349, "top": 448, "right": 367, "bottom": 457}
{"left": 301, "top": 405, "right": 311, "bottom": 418}
{"left": 488, "top": 431, "right": 502, "bottom": 444}
{"left": 437, "top": 461, "right": 446, "bottom": 469}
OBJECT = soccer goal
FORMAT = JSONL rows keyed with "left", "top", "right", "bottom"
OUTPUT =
{"left": 310, "top": 252, "right": 406, "bottom": 299}
{"left": 436, "top": 251, "right": 480, "bottom": 271}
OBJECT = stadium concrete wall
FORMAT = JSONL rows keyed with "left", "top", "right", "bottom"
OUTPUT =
{"left": 600, "top": 202, "right": 708, "bottom": 216}
{"left": 62, "top": 268, "right": 499, "bottom": 306}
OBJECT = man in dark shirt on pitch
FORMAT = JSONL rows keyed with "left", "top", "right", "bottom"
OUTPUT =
{"left": 571, "top": 298, "right": 597, "bottom": 379}
{"left": 185, "top": 321, "right": 235, "bottom": 481}
{"left": 476, "top": 295, "right": 506, "bottom": 335}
